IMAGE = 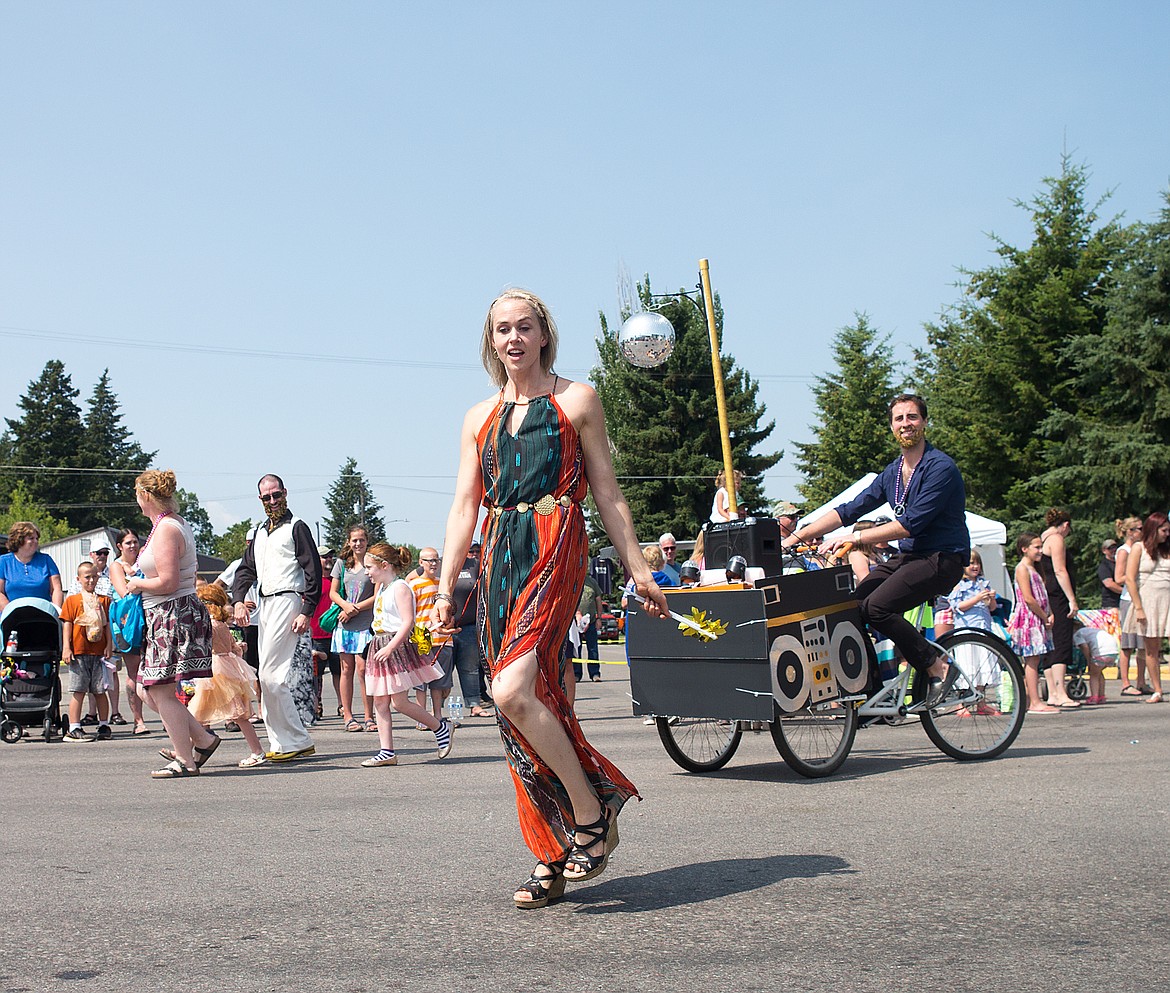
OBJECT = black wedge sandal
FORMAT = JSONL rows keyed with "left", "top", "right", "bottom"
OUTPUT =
{"left": 513, "top": 855, "right": 568, "bottom": 910}
{"left": 564, "top": 805, "right": 619, "bottom": 882}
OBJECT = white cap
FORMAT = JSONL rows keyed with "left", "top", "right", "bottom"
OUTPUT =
{"left": 90, "top": 533, "right": 112, "bottom": 552}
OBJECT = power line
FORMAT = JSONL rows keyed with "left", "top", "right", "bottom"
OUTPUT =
{"left": 0, "top": 324, "right": 816, "bottom": 384}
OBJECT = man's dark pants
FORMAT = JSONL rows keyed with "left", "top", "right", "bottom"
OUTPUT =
{"left": 855, "top": 551, "right": 967, "bottom": 672}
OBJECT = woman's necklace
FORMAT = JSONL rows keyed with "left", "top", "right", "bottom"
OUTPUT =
{"left": 141, "top": 511, "right": 171, "bottom": 553}
{"left": 893, "top": 455, "right": 916, "bottom": 517}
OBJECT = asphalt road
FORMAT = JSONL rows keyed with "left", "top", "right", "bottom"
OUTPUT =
{"left": 2, "top": 646, "right": 1167, "bottom": 993}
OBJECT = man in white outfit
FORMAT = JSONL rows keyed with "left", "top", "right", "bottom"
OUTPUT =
{"left": 231, "top": 474, "right": 321, "bottom": 761}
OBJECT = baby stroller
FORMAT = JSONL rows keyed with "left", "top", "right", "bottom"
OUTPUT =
{"left": 0, "top": 597, "right": 65, "bottom": 744}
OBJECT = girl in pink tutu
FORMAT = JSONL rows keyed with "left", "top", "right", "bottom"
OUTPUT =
{"left": 189, "top": 584, "right": 268, "bottom": 767}
{"left": 359, "top": 542, "right": 454, "bottom": 768}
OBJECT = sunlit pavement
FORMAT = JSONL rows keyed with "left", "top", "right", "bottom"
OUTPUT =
{"left": 2, "top": 657, "right": 1167, "bottom": 993}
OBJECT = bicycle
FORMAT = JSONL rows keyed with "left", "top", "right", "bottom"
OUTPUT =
{"left": 649, "top": 557, "right": 1027, "bottom": 778}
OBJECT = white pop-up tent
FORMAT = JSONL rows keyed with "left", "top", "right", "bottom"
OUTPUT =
{"left": 800, "top": 474, "right": 1011, "bottom": 597}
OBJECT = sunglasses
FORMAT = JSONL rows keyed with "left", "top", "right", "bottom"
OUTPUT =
{"left": 420, "top": 557, "right": 439, "bottom": 564}
{"left": 259, "top": 491, "right": 286, "bottom": 503}
{"left": 93, "top": 549, "right": 110, "bottom": 556}
{"left": 660, "top": 545, "right": 676, "bottom": 551}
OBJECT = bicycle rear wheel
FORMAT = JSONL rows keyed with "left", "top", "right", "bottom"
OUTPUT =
{"left": 916, "top": 629, "right": 1026, "bottom": 760}
{"left": 656, "top": 716, "right": 742, "bottom": 773}
{"left": 769, "top": 699, "right": 858, "bottom": 778}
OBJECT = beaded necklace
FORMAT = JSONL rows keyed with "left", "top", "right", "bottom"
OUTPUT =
{"left": 141, "top": 511, "right": 172, "bottom": 553}
{"left": 893, "top": 455, "right": 916, "bottom": 517}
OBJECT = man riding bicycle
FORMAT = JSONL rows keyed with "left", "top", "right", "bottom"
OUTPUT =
{"left": 782, "top": 394, "right": 970, "bottom": 709}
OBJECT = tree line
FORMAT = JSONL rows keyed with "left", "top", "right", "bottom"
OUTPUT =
{"left": 0, "top": 362, "right": 391, "bottom": 563}
{"left": 794, "top": 158, "right": 1170, "bottom": 603}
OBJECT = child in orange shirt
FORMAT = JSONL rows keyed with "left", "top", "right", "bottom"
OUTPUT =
{"left": 60, "top": 561, "right": 113, "bottom": 741}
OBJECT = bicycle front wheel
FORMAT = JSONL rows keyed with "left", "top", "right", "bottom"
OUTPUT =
{"left": 769, "top": 699, "right": 858, "bottom": 778}
{"left": 656, "top": 716, "right": 742, "bottom": 773}
{"left": 916, "top": 629, "right": 1027, "bottom": 760}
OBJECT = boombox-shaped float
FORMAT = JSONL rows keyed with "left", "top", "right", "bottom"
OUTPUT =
{"left": 627, "top": 565, "right": 871, "bottom": 722}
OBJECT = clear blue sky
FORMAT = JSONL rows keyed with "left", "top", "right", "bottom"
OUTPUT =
{"left": 2, "top": 1, "right": 1167, "bottom": 548}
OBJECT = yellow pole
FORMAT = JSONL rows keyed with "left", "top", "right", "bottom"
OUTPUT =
{"left": 698, "top": 258, "right": 737, "bottom": 516}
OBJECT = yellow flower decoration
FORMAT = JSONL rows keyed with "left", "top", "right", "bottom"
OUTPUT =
{"left": 680, "top": 606, "right": 727, "bottom": 642}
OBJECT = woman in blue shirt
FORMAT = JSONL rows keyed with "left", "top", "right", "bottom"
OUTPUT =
{"left": 0, "top": 521, "right": 64, "bottom": 610}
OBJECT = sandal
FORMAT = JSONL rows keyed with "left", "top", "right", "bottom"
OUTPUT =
{"left": 133, "top": 725, "right": 151, "bottom": 736}
{"left": 193, "top": 735, "right": 221, "bottom": 767}
{"left": 563, "top": 805, "right": 619, "bottom": 882}
{"left": 109, "top": 713, "right": 127, "bottom": 725}
{"left": 1121, "top": 686, "right": 1144, "bottom": 696}
{"left": 151, "top": 760, "right": 198, "bottom": 779}
{"left": 470, "top": 705, "right": 496, "bottom": 718}
{"left": 344, "top": 719, "right": 363, "bottom": 733}
{"left": 514, "top": 855, "right": 568, "bottom": 910}
{"left": 157, "top": 735, "right": 221, "bottom": 768}
{"left": 364, "top": 720, "right": 378, "bottom": 733}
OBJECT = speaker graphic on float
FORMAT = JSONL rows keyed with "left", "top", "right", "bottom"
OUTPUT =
{"left": 829, "top": 617, "right": 869, "bottom": 693}
{"left": 769, "top": 634, "right": 809, "bottom": 711}
{"left": 703, "top": 518, "right": 782, "bottom": 577}
{"left": 755, "top": 566, "right": 873, "bottom": 713}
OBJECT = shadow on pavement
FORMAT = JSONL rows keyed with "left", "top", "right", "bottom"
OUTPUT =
{"left": 569, "top": 853, "right": 854, "bottom": 913}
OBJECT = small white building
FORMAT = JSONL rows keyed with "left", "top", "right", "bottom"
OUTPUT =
{"left": 41, "top": 527, "right": 226, "bottom": 585}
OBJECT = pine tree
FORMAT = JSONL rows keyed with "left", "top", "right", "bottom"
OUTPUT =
{"left": 590, "top": 276, "right": 781, "bottom": 547}
{"left": 322, "top": 458, "right": 386, "bottom": 551}
{"left": 919, "top": 159, "right": 1123, "bottom": 521}
{"left": 794, "top": 314, "right": 903, "bottom": 507}
{"left": 1036, "top": 190, "right": 1170, "bottom": 592}
{"left": 0, "top": 360, "right": 87, "bottom": 525}
{"left": 76, "top": 369, "right": 155, "bottom": 532}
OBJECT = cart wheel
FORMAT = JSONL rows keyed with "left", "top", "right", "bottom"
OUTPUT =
{"left": 43, "top": 717, "right": 55, "bottom": 742}
{"left": 770, "top": 699, "right": 858, "bottom": 778}
{"left": 656, "top": 716, "right": 742, "bottom": 773}
{"left": 1067, "top": 676, "right": 1088, "bottom": 700}
{"left": 1, "top": 720, "right": 21, "bottom": 744}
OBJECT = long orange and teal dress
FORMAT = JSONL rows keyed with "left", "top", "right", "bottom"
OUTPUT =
{"left": 477, "top": 392, "right": 639, "bottom": 863}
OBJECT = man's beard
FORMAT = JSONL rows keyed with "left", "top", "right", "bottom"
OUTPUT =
{"left": 895, "top": 425, "right": 925, "bottom": 449}
{"left": 265, "top": 496, "right": 288, "bottom": 521}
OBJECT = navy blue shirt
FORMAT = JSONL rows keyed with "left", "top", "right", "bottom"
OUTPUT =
{"left": 836, "top": 443, "right": 969, "bottom": 555}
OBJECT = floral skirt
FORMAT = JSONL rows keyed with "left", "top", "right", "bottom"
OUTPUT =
{"left": 140, "top": 594, "right": 213, "bottom": 687}
{"left": 364, "top": 633, "right": 443, "bottom": 696}
{"left": 331, "top": 625, "right": 373, "bottom": 655}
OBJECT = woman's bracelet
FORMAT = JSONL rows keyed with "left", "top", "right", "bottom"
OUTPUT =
{"left": 434, "top": 593, "right": 455, "bottom": 605}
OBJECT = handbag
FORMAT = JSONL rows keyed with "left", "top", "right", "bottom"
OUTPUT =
{"left": 318, "top": 563, "right": 345, "bottom": 633}
{"left": 319, "top": 603, "right": 342, "bottom": 633}
{"left": 109, "top": 593, "right": 145, "bottom": 653}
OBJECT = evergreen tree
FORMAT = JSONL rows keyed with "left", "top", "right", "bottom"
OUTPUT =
{"left": 919, "top": 159, "right": 1123, "bottom": 521}
{"left": 794, "top": 314, "right": 903, "bottom": 507}
{"left": 591, "top": 277, "right": 781, "bottom": 547}
{"left": 0, "top": 481, "right": 75, "bottom": 543}
{"left": 1039, "top": 192, "right": 1170, "bottom": 521}
{"left": 322, "top": 458, "right": 386, "bottom": 551}
{"left": 0, "top": 360, "right": 87, "bottom": 525}
{"left": 76, "top": 369, "right": 155, "bottom": 532}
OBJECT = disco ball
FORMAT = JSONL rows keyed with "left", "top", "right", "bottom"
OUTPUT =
{"left": 617, "top": 312, "right": 676, "bottom": 368}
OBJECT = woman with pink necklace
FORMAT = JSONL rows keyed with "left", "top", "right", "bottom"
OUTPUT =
{"left": 125, "top": 469, "right": 220, "bottom": 778}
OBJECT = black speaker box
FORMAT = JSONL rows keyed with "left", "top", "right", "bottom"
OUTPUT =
{"left": 703, "top": 517, "right": 783, "bottom": 575}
